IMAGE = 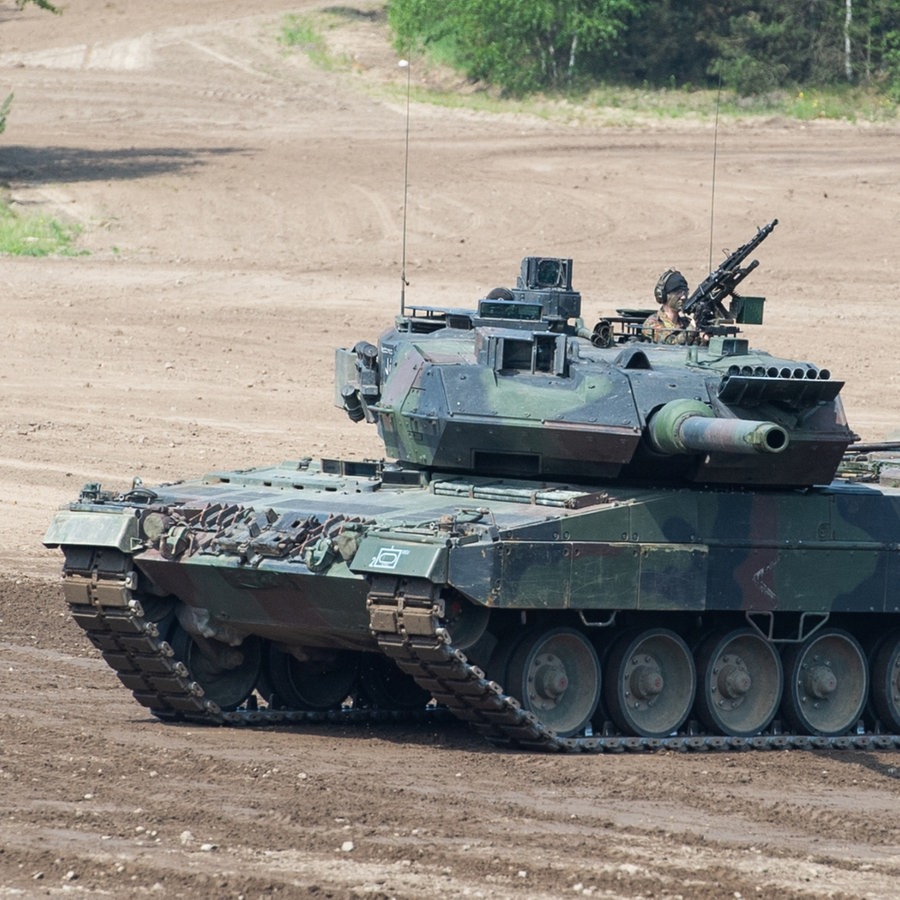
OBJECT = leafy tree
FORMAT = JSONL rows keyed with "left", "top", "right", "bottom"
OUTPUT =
{"left": 704, "top": 0, "right": 900, "bottom": 95}
{"left": 389, "top": 0, "right": 638, "bottom": 94}
{"left": 705, "top": 7, "right": 796, "bottom": 95}
{"left": 847, "top": 0, "right": 900, "bottom": 97}
{"left": 389, "top": 0, "right": 900, "bottom": 100}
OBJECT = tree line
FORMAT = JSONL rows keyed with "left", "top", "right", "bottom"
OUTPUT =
{"left": 387, "top": 0, "right": 900, "bottom": 99}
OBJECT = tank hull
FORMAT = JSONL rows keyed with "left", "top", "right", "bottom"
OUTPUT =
{"left": 44, "top": 457, "right": 900, "bottom": 747}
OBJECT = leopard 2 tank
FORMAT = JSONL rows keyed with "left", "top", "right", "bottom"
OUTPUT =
{"left": 44, "top": 221, "right": 900, "bottom": 752}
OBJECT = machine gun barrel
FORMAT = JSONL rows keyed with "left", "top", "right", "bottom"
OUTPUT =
{"left": 648, "top": 400, "right": 789, "bottom": 456}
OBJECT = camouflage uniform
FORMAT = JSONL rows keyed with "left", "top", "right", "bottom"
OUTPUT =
{"left": 641, "top": 310, "right": 693, "bottom": 344}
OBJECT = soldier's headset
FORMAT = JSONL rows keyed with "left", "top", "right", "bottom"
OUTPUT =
{"left": 654, "top": 269, "right": 686, "bottom": 304}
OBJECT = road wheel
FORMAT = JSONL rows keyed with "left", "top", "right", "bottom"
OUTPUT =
{"left": 605, "top": 628, "right": 695, "bottom": 738}
{"left": 505, "top": 627, "right": 601, "bottom": 737}
{"left": 781, "top": 629, "right": 867, "bottom": 735}
{"left": 170, "top": 625, "right": 261, "bottom": 711}
{"left": 694, "top": 628, "right": 782, "bottom": 737}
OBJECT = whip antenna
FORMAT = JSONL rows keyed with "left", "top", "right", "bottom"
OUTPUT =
{"left": 399, "top": 58, "right": 411, "bottom": 315}
{"left": 708, "top": 75, "right": 723, "bottom": 271}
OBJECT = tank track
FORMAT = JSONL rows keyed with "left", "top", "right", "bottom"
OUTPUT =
{"left": 367, "top": 576, "right": 900, "bottom": 754}
{"left": 63, "top": 569, "right": 900, "bottom": 752}
{"left": 64, "top": 576, "right": 430, "bottom": 729}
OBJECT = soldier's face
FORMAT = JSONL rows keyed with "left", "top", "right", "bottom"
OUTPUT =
{"left": 667, "top": 289, "right": 687, "bottom": 311}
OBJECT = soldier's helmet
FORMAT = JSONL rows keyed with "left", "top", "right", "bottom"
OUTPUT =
{"left": 654, "top": 269, "right": 688, "bottom": 304}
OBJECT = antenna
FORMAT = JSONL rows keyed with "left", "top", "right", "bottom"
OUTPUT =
{"left": 399, "top": 58, "right": 411, "bottom": 315}
{"left": 708, "top": 75, "right": 723, "bottom": 271}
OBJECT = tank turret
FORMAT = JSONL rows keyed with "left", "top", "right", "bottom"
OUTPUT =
{"left": 337, "top": 250, "right": 854, "bottom": 488}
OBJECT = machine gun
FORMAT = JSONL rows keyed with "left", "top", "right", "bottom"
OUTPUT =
{"left": 684, "top": 219, "right": 778, "bottom": 332}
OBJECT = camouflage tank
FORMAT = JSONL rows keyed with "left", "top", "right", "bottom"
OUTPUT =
{"left": 44, "top": 221, "right": 900, "bottom": 752}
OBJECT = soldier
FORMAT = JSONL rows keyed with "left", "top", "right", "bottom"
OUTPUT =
{"left": 642, "top": 269, "right": 702, "bottom": 345}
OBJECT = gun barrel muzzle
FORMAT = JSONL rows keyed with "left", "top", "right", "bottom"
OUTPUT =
{"left": 648, "top": 400, "right": 789, "bottom": 456}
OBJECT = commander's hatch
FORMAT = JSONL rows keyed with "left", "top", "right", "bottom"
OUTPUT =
{"left": 475, "top": 328, "right": 570, "bottom": 376}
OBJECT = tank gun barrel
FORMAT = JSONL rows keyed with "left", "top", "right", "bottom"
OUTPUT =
{"left": 648, "top": 400, "right": 789, "bottom": 456}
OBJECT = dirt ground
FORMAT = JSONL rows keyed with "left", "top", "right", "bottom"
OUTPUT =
{"left": 1, "top": 1, "right": 900, "bottom": 897}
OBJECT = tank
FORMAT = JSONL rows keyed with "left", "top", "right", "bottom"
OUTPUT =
{"left": 44, "top": 222, "right": 900, "bottom": 752}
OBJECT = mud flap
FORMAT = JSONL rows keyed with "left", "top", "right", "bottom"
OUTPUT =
{"left": 350, "top": 535, "right": 449, "bottom": 582}
{"left": 43, "top": 508, "right": 141, "bottom": 553}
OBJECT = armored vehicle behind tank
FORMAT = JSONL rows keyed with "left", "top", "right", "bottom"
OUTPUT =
{"left": 45, "top": 221, "right": 900, "bottom": 752}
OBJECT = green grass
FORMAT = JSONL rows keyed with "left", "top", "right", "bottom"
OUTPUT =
{"left": 584, "top": 83, "right": 897, "bottom": 123}
{"left": 778, "top": 85, "right": 898, "bottom": 122}
{"left": 278, "top": 13, "right": 348, "bottom": 70}
{"left": 396, "top": 80, "right": 897, "bottom": 125}
{"left": 0, "top": 201, "right": 84, "bottom": 256}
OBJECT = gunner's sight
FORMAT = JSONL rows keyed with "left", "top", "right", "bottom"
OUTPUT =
{"left": 520, "top": 256, "right": 573, "bottom": 291}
